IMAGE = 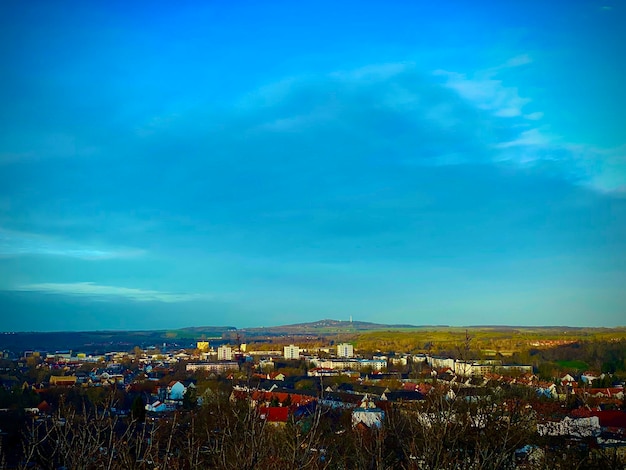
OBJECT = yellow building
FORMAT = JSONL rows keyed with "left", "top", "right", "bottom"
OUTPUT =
{"left": 49, "top": 376, "right": 77, "bottom": 387}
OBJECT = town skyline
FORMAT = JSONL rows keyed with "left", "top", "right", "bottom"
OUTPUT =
{"left": 3, "top": 322, "right": 625, "bottom": 467}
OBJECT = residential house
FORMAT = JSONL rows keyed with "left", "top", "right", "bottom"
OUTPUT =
{"left": 352, "top": 395, "right": 385, "bottom": 429}
{"left": 308, "top": 368, "right": 340, "bottom": 377}
{"left": 259, "top": 406, "right": 289, "bottom": 426}
{"left": 267, "top": 372, "right": 285, "bottom": 381}
{"left": 537, "top": 416, "right": 601, "bottom": 438}
{"left": 167, "top": 381, "right": 186, "bottom": 401}
{"left": 145, "top": 400, "right": 170, "bottom": 413}
{"left": 581, "top": 371, "right": 602, "bottom": 385}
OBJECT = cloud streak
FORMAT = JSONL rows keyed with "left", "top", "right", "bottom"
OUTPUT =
{"left": 434, "top": 56, "right": 532, "bottom": 119}
{"left": 0, "top": 228, "right": 144, "bottom": 260}
{"left": 13, "top": 282, "right": 209, "bottom": 303}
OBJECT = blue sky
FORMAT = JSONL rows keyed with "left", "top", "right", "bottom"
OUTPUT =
{"left": 1, "top": 1, "right": 625, "bottom": 331}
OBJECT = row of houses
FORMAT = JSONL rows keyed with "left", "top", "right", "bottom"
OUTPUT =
{"left": 229, "top": 385, "right": 385, "bottom": 429}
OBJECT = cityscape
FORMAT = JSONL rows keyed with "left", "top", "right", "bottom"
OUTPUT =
{"left": 1, "top": 322, "right": 625, "bottom": 468}
{"left": 2, "top": 0, "right": 625, "bottom": 468}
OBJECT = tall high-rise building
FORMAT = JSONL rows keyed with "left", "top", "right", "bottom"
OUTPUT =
{"left": 283, "top": 344, "right": 300, "bottom": 360}
{"left": 337, "top": 343, "right": 354, "bottom": 358}
{"left": 217, "top": 344, "right": 233, "bottom": 361}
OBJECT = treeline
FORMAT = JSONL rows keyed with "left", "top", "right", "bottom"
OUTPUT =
{"left": 356, "top": 331, "right": 626, "bottom": 373}
{"left": 535, "top": 339, "right": 626, "bottom": 373}
{"left": 517, "top": 339, "right": 626, "bottom": 381}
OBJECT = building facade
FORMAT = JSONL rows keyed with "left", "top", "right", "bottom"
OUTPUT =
{"left": 284, "top": 344, "right": 300, "bottom": 360}
{"left": 186, "top": 362, "right": 239, "bottom": 373}
{"left": 336, "top": 343, "right": 354, "bottom": 358}
{"left": 217, "top": 345, "right": 233, "bottom": 361}
{"left": 316, "top": 359, "right": 386, "bottom": 371}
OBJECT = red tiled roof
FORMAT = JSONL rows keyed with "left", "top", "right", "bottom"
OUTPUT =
{"left": 232, "top": 390, "right": 316, "bottom": 408}
{"left": 250, "top": 391, "right": 315, "bottom": 406}
{"left": 570, "top": 409, "right": 626, "bottom": 429}
{"left": 37, "top": 400, "right": 51, "bottom": 412}
{"left": 595, "top": 411, "right": 626, "bottom": 429}
{"left": 259, "top": 406, "right": 289, "bottom": 423}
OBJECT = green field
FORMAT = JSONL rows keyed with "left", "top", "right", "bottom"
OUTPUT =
{"left": 556, "top": 360, "right": 589, "bottom": 370}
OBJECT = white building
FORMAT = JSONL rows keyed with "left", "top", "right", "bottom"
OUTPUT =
{"left": 315, "top": 359, "right": 386, "bottom": 371}
{"left": 337, "top": 343, "right": 354, "bottom": 358}
{"left": 357, "top": 359, "right": 386, "bottom": 371}
{"left": 258, "top": 359, "right": 275, "bottom": 370}
{"left": 186, "top": 362, "right": 239, "bottom": 373}
{"left": 454, "top": 360, "right": 512, "bottom": 377}
{"left": 167, "top": 381, "right": 186, "bottom": 401}
{"left": 217, "top": 345, "right": 233, "bottom": 361}
{"left": 390, "top": 356, "right": 407, "bottom": 366}
{"left": 537, "top": 416, "right": 600, "bottom": 438}
{"left": 284, "top": 344, "right": 300, "bottom": 360}
{"left": 352, "top": 395, "right": 384, "bottom": 429}
{"left": 427, "top": 355, "right": 456, "bottom": 370}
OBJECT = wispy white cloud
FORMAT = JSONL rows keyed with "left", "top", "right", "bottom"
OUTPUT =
{"left": 496, "top": 133, "right": 626, "bottom": 192}
{"left": 0, "top": 228, "right": 144, "bottom": 260}
{"left": 524, "top": 112, "right": 544, "bottom": 121}
{"left": 431, "top": 56, "right": 625, "bottom": 193}
{"left": 576, "top": 145, "right": 626, "bottom": 193}
{"left": 434, "top": 69, "right": 530, "bottom": 118}
{"left": 13, "top": 282, "right": 209, "bottom": 303}
{"left": 234, "top": 59, "right": 626, "bottom": 193}
{"left": 252, "top": 63, "right": 414, "bottom": 134}
{"left": 496, "top": 128, "right": 551, "bottom": 149}
{"left": 434, "top": 55, "right": 537, "bottom": 119}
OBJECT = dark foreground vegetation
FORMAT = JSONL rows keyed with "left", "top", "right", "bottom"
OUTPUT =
{"left": 1, "top": 384, "right": 625, "bottom": 470}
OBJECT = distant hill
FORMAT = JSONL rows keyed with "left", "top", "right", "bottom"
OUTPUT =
{"left": 241, "top": 319, "right": 422, "bottom": 334}
{"left": 0, "top": 327, "right": 234, "bottom": 355}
